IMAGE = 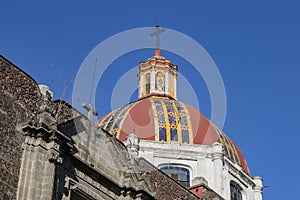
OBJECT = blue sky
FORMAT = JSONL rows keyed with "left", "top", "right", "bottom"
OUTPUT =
{"left": 1, "top": 1, "right": 300, "bottom": 199}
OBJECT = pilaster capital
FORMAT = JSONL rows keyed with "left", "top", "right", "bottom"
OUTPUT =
{"left": 253, "top": 176, "right": 263, "bottom": 191}
{"left": 211, "top": 142, "right": 224, "bottom": 161}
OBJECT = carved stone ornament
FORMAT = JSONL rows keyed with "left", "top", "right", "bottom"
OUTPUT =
{"left": 64, "top": 177, "right": 78, "bottom": 191}
{"left": 48, "top": 149, "right": 63, "bottom": 164}
{"left": 39, "top": 84, "right": 54, "bottom": 114}
{"left": 124, "top": 133, "right": 140, "bottom": 157}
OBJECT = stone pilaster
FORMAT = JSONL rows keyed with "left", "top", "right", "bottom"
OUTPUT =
{"left": 138, "top": 72, "right": 144, "bottom": 98}
{"left": 165, "top": 71, "right": 169, "bottom": 95}
{"left": 151, "top": 67, "right": 155, "bottom": 93}
{"left": 173, "top": 73, "right": 177, "bottom": 99}
{"left": 253, "top": 176, "right": 263, "bottom": 200}
{"left": 16, "top": 110, "right": 74, "bottom": 200}
{"left": 16, "top": 125, "right": 56, "bottom": 200}
{"left": 211, "top": 142, "right": 224, "bottom": 193}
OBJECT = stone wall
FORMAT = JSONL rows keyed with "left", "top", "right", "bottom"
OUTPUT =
{"left": 137, "top": 158, "right": 199, "bottom": 200}
{"left": 0, "top": 55, "right": 43, "bottom": 200}
{"left": 0, "top": 55, "right": 201, "bottom": 200}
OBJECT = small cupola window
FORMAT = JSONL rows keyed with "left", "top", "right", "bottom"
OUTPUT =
{"left": 145, "top": 73, "right": 151, "bottom": 94}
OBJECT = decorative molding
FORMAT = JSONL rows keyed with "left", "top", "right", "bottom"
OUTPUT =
{"left": 225, "top": 157, "right": 255, "bottom": 188}
{"left": 48, "top": 148, "right": 63, "bottom": 164}
{"left": 64, "top": 177, "right": 78, "bottom": 191}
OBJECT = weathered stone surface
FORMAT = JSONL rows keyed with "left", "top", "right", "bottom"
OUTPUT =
{"left": 0, "top": 55, "right": 43, "bottom": 200}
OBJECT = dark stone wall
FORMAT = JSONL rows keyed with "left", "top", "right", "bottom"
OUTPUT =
{"left": 137, "top": 158, "right": 199, "bottom": 200}
{"left": 0, "top": 56, "right": 42, "bottom": 200}
{"left": 53, "top": 99, "right": 81, "bottom": 124}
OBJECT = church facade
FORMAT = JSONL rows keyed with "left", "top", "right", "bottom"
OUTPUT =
{"left": 0, "top": 36, "right": 263, "bottom": 199}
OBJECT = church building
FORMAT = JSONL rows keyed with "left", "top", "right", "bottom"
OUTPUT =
{"left": 0, "top": 28, "right": 263, "bottom": 200}
{"left": 98, "top": 46, "right": 263, "bottom": 200}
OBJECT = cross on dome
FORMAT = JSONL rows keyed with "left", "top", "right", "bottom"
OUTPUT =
{"left": 137, "top": 26, "right": 178, "bottom": 100}
{"left": 150, "top": 24, "right": 165, "bottom": 56}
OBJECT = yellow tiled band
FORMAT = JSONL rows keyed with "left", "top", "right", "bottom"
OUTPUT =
{"left": 223, "top": 133, "right": 240, "bottom": 164}
{"left": 97, "top": 116, "right": 105, "bottom": 125}
{"left": 181, "top": 103, "right": 193, "bottom": 144}
{"left": 108, "top": 108, "right": 124, "bottom": 135}
{"left": 212, "top": 123, "right": 240, "bottom": 165}
{"left": 160, "top": 99, "right": 171, "bottom": 142}
{"left": 103, "top": 111, "right": 117, "bottom": 130}
{"left": 171, "top": 101, "right": 182, "bottom": 143}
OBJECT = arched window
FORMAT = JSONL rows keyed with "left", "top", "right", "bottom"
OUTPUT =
{"left": 160, "top": 166, "right": 190, "bottom": 187}
{"left": 230, "top": 181, "right": 242, "bottom": 200}
{"left": 145, "top": 74, "right": 150, "bottom": 94}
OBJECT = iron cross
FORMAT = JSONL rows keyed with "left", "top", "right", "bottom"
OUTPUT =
{"left": 150, "top": 24, "right": 166, "bottom": 49}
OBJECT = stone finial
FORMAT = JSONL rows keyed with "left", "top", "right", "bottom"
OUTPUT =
{"left": 124, "top": 133, "right": 140, "bottom": 157}
{"left": 38, "top": 84, "right": 55, "bottom": 125}
{"left": 39, "top": 84, "right": 53, "bottom": 99}
{"left": 39, "top": 85, "right": 53, "bottom": 111}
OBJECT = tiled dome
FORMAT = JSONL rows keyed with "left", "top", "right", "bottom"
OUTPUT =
{"left": 97, "top": 96, "right": 250, "bottom": 174}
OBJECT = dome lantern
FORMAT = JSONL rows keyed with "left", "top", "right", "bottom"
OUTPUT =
{"left": 137, "top": 54, "right": 178, "bottom": 100}
{"left": 138, "top": 25, "right": 178, "bottom": 100}
{"left": 98, "top": 25, "right": 251, "bottom": 175}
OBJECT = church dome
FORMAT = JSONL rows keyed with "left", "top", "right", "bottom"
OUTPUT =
{"left": 97, "top": 96, "right": 250, "bottom": 175}
{"left": 97, "top": 33, "right": 250, "bottom": 175}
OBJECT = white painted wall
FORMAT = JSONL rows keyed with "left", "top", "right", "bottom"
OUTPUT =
{"left": 135, "top": 140, "right": 263, "bottom": 200}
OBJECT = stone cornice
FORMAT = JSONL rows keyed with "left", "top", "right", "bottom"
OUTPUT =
{"left": 17, "top": 112, "right": 76, "bottom": 157}
{"left": 224, "top": 157, "right": 255, "bottom": 188}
